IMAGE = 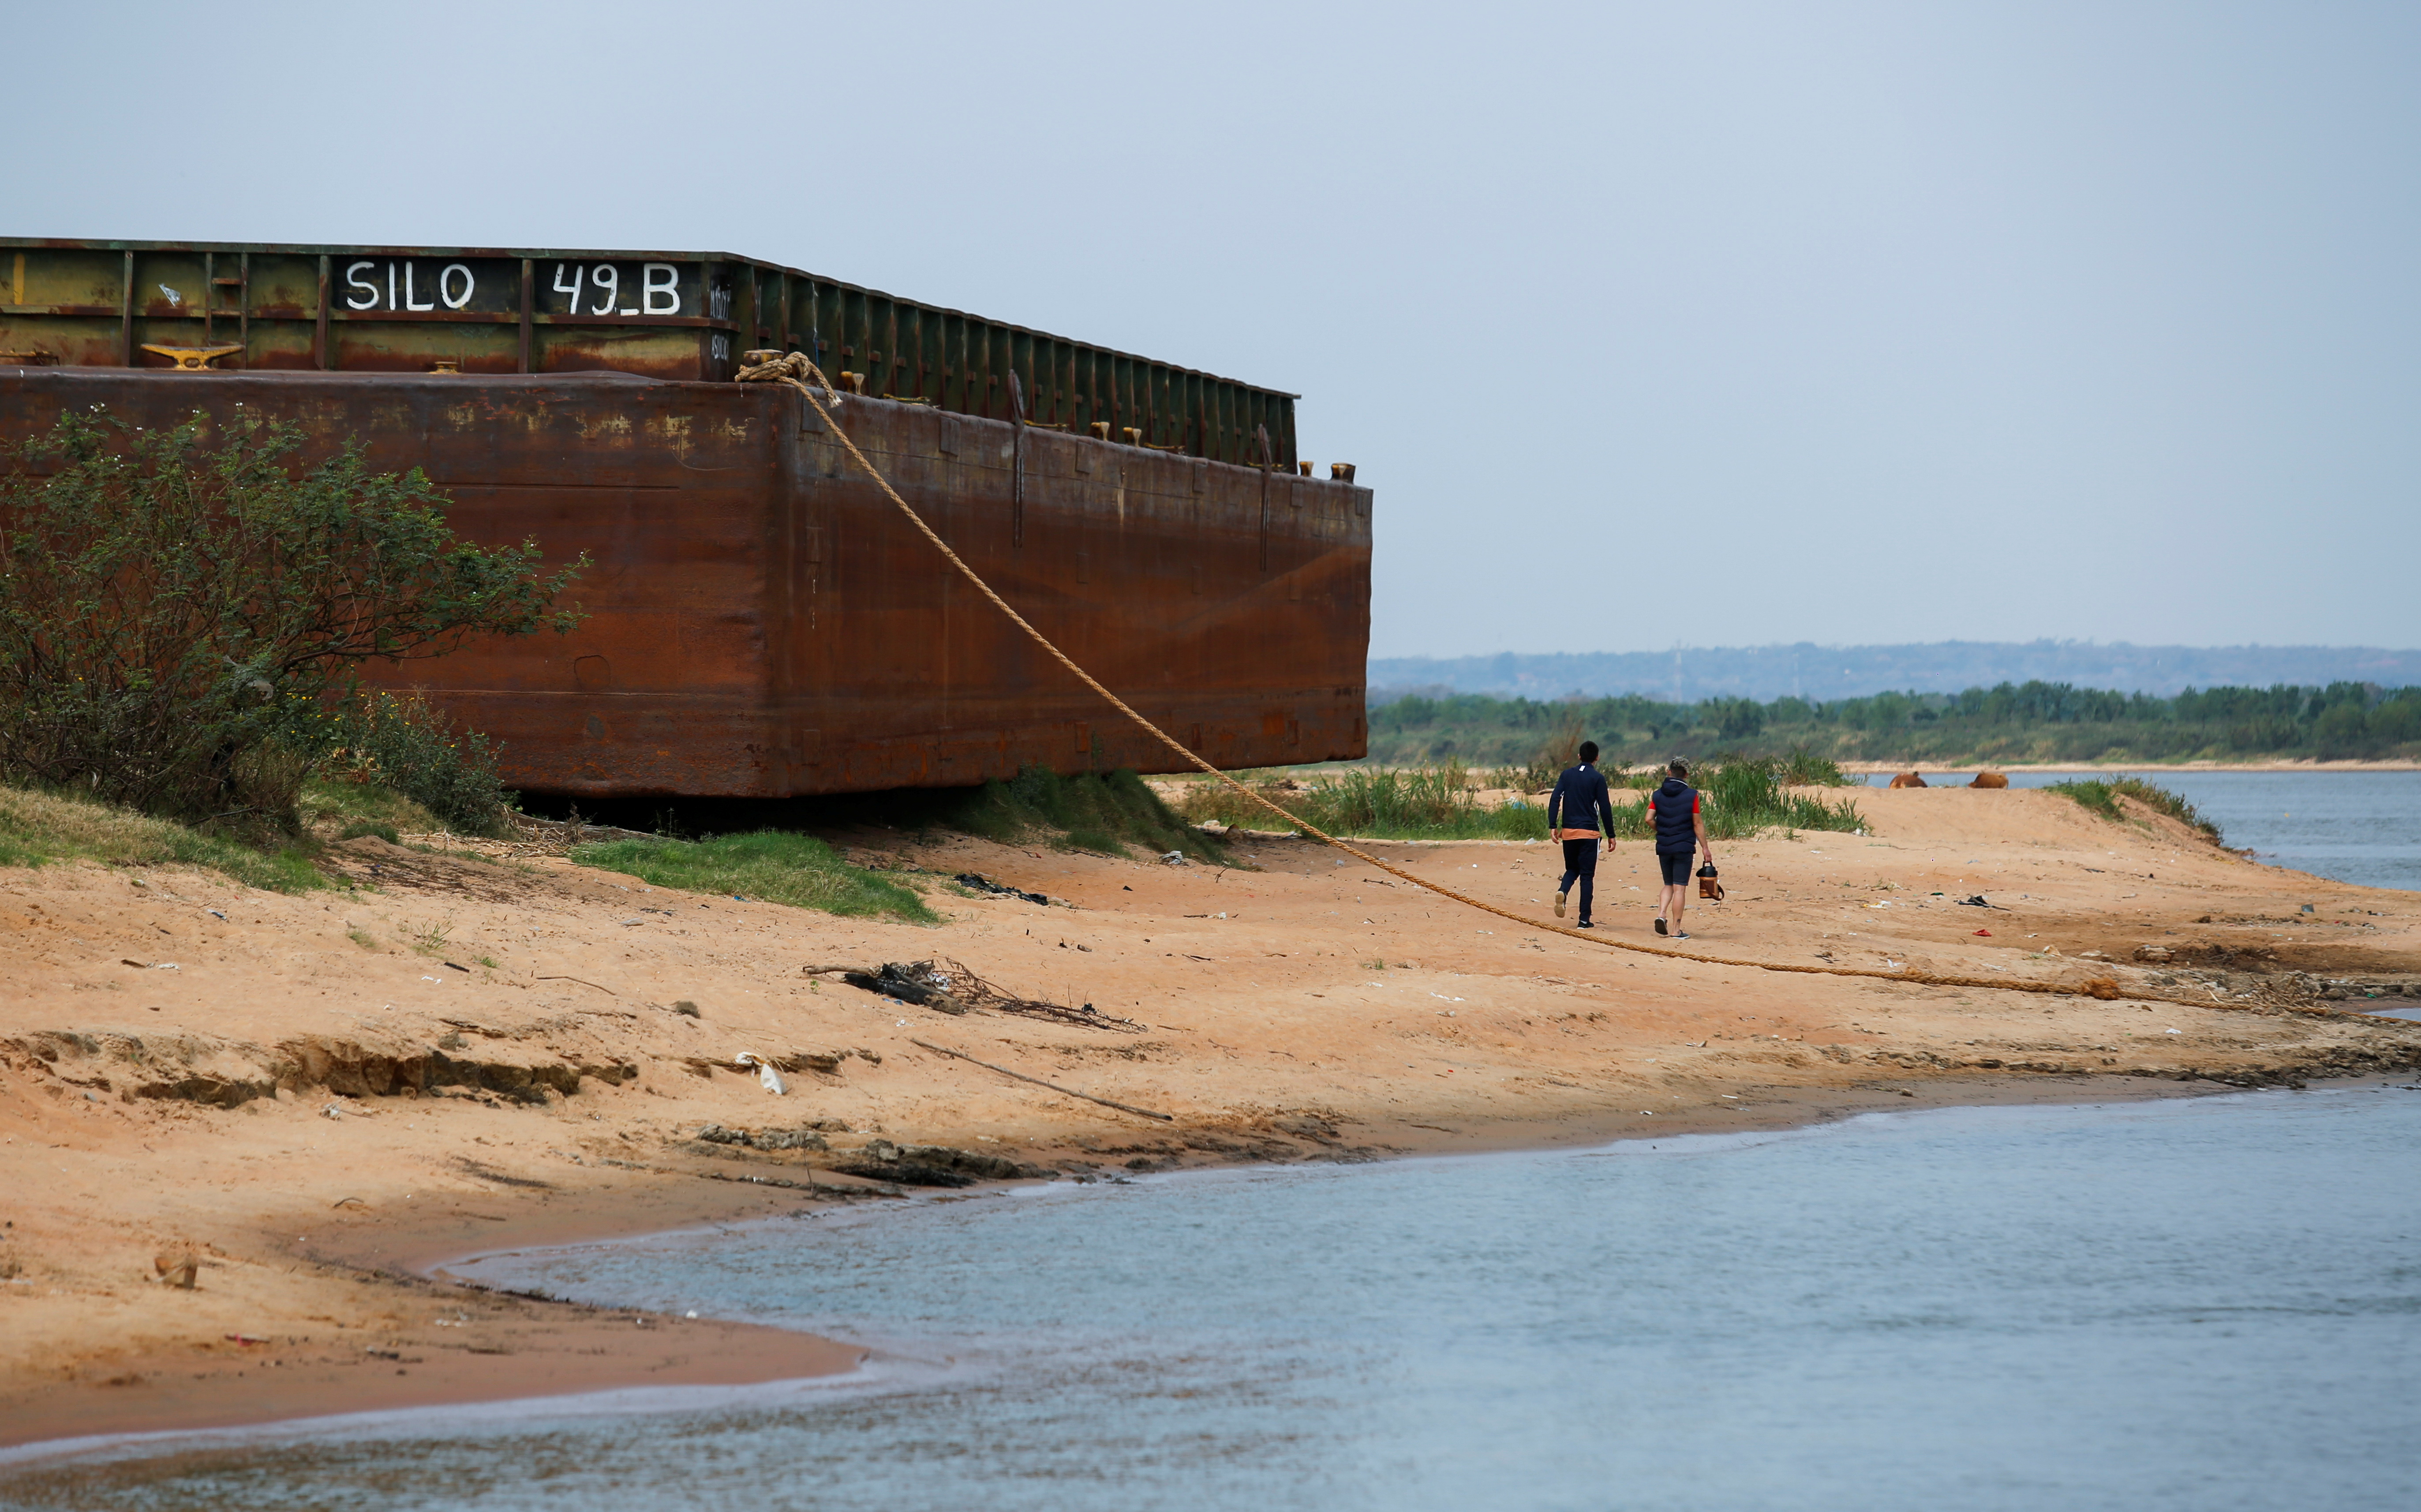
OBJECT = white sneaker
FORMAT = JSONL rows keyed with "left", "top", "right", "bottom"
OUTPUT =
{"left": 1553, "top": 890, "right": 1568, "bottom": 917}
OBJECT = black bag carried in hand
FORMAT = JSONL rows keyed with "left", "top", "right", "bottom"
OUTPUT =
{"left": 1697, "top": 862, "right": 1724, "bottom": 902}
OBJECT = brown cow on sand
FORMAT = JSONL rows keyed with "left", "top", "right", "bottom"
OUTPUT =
{"left": 1970, "top": 771, "right": 2009, "bottom": 789}
{"left": 1888, "top": 771, "right": 1928, "bottom": 789}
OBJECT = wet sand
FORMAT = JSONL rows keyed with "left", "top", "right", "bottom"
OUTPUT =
{"left": 4, "top": 784, "right": 2417, "bottom": 1449}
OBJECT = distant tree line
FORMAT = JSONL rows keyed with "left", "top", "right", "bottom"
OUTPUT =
{"left": 1366, "top": 681, "right": 2421, "bottom": 767}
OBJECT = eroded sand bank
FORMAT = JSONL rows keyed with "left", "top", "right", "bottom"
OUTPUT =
{"left": 4, "top": 785, "right": 2416, "bottom": 1448}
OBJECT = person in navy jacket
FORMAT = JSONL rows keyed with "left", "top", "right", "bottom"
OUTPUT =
{"left": 1648, "top": 757, "right": 1717, "bottom": 938}
{"left": 1545, "top": 742, "right": 1617, "bottom": 928}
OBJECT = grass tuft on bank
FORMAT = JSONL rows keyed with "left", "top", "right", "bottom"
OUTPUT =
{"left": 1693, "top": 755, "right": 1867, "bottom": 839}
{"left": 570, "top": 831, "right": 939, "bottom": 923}
{"left": 951, "top": 766, "right": 1231, "bottom": 861}
{"left": 564, "top": 767, "right": 1233, "bottom": 867}
{"left": 1171, "top": 753, "right": 1864, "bottom": 843}
{"left": 0, "top": 785, "right": 325, "bottom": 892}
{"left": 299, "top": 777, "right": 441, "bottom": 838}
{"left": 2048, "top": 777, "right": 2222, "bottom": 843}
{"left": 1173, "top": 764, "right": 1491, "bottom": 841}
{"left": 1175, "top": 761, "right": 1539, "bottom": 841}
{"left": 1771, "top": 748, "right": 1855, "bottom": 789}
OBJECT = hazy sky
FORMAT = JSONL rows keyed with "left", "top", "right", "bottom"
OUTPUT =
{"left": 13, "top": 2, "right": 2418, "bottom": 658}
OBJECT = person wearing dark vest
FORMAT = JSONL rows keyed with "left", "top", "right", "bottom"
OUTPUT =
{"left": 1545, "top": 741, "right": 1617, "bottom": 928}
{"left": 1649, "top": 757, "right": 1715, "bottom": 939}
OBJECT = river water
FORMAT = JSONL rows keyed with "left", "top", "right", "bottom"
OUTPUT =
{"left": 9, "top": 1086, "right": 2418, "bottom": 1511}
{"left": 1857, "top": 770, "right": 2421, "bottom": 891}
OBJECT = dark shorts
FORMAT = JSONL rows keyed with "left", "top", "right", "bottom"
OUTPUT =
{"left": 1658, "top": 851, "right": 1695, "bottom": 886}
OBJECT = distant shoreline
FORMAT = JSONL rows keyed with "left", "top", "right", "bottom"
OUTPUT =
{"left": 1262, "top": 757, "right": 2421, "bottom": 776}
{"left": 1835, "top": 760, "right": 2421, "bottom": 774}
{"left": 1368, "top": 641, "right": 2421, "bottom": 704}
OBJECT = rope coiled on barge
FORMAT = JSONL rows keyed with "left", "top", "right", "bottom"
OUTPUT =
{"left": 735, "top": 353, "right": 2250, "bottom": 1014}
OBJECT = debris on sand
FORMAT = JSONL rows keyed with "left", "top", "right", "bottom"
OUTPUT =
{"left": 695, "top": 1124, "right": 830, "bottom": 1152}
{"left": 805, "top": 961, "right": 967, "bottom": 1014}
{"left": 831, "top": 1139, "right": 1056, "bottom": 1187}
{"left": 955, "top": 872, "right": 1051, "bottom": 905}
{"left": 812, "top": 958, "right": 1143, "bottom": 1031}
{"left": 733, "top": 1052, "right": 787, "bottom": 1095}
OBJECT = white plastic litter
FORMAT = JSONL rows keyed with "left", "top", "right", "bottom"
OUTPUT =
{"left": 1161, "top": 850, "right": 1188, "bottom": 865}
{"left": 734, "top": 1053, "right": 787, "bottom": 1094}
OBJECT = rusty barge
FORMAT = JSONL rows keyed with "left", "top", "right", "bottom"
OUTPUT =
{"left": 0, "top": 239, "right": 1371, "bottom": 797}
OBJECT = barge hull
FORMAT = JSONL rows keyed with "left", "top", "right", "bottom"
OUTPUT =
{"left": 0, "top": 369, "right": 1370, "bottom": 797}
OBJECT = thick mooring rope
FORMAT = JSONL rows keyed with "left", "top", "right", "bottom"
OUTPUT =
{"left": 737, "top": 354, "right": 2244, "bottom": 1013}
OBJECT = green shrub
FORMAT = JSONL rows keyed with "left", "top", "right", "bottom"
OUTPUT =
{"left": 1693, "top": 754, "right": 1865, "bottom": 838}
{"left": 1513, "top": 713, "right": 1592, "bottom": 791}
{"left": 1775, "top": 747, "right": 1852, "bottom": 787}
{"left": 0, "top": 409, "right": 582, "bottom": 829}
{"left": 331, "top": 690, "right": 513, "bottom": 835}
{"left": 1303, "top": 763, "right": 1544, "bottom": 839}
{"left": 571, "top": 831, "right": 936, "bottom": 922}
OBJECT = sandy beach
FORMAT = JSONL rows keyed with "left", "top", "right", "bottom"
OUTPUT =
{"left": 5, "top": 783, "right": 2417, "bottom": 1450}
